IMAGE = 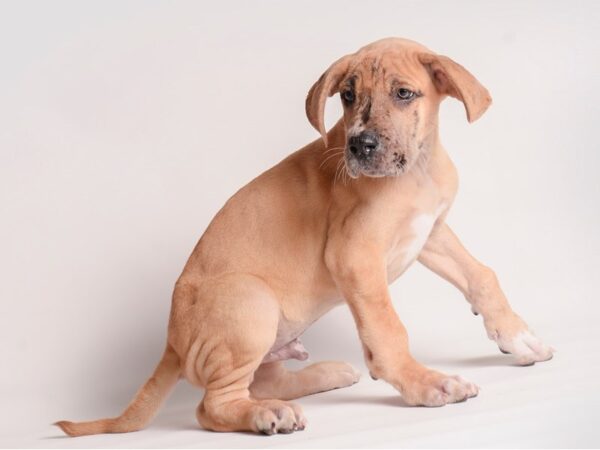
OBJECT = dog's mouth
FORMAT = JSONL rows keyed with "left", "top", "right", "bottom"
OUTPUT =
{"left": 344, "top": 147, "right": 408, "bottom": 179}
{"left": 345, "top": 159, "right": 386, "bottom": 179}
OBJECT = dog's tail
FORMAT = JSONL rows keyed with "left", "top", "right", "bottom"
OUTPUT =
{"left": 55, "top": 343, "right": 181, "bottom": 437}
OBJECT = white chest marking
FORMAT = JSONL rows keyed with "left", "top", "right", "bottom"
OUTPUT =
{"left": 400, "top": 213, "right": 437, "bottom": 268}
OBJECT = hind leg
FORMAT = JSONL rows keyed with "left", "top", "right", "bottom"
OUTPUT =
{"left": 198, "top": 396, "right": 306, "bottom": 434}
{"left": 179, "top": 274, "right": 306, "bottom": 434}
{"left": 250, "top": 361, "right": 360, "bottom": 400}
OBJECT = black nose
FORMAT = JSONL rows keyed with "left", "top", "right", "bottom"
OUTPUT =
{"left": 349, "top": 131, "right": 379, "bottom": 160}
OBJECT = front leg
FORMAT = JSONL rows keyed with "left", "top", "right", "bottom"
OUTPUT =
{"left": 418, "top": 223, "right": 553, "bottom": 365}
{"left": 325, "top": 235, "right": 478, "bottom": 407}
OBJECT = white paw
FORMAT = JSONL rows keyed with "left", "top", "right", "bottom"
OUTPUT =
{"left": 254, "top": 400, "right": 306, "bottom": 435}
{"left": 315, "top": 361, "right": 361, "bottom": 390}
{"left": 335, "top": 362, "right": 361, "bottom": 385}
{"left": 496, "top": 329, "right": 554, "bottom": 366}
{"left": 400, "top": 369, "right": 479, "bottom": 407}
{"left": 432, "top": 375, "right": 479, "bottom": 405}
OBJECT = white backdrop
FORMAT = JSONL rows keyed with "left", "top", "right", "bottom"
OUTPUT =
{"left": 1, "top": 1, "right": 599, "bottom": 447}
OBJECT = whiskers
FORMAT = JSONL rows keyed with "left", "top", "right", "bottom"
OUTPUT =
{"left": 318, "top": 148, "right": 344, "bottom": 170}
{"left": 322, "top": 145, "right": 346, "bottom": 156}
{"left": 319, "top": 145, "right": 352, "bottom": 188}
{"left": 333, "top": 157, "right": 351, "bottom": 188}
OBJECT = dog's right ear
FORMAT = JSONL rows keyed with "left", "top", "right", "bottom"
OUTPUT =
{"left": 305, "top": 55, "right": 352, "bottom": 147}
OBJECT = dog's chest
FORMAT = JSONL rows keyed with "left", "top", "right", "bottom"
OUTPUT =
{"left": 386, "top": 204, "right": 445, "bottom": 282}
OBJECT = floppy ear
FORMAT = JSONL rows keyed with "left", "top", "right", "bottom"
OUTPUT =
{"left": 419, "top": 53, "right": 492, "bottom": 123}
{"left": 305, "top": 55, "right": 352, "bottom": 146}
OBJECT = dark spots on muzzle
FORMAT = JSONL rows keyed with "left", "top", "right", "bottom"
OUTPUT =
{"left": 393, "top": 152, "right": 407, "bottom": 169}
{"left": 411, "top": 110, "right": 419, "bottom": 139}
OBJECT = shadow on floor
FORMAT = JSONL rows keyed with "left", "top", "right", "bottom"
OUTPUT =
{"left": 421, "top": 353, "right": 515, "bottom": 368}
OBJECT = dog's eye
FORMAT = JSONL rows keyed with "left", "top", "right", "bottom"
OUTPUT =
{"left": 341, "top": 89, "right": 355, "bottom": 104}
{"left": 396, "top": 88, "right": 415, "bottom": 100}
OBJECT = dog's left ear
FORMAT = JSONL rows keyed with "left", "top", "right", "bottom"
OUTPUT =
{"left": 419, "top": 53, "right": 492, "bottom": 123}
{"left": 306, "top": 55, "right": 352, "bottom": 146}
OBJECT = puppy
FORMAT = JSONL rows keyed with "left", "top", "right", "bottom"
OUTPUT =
{"left": 57, "top": 37, "right": 553, "bottom": 436}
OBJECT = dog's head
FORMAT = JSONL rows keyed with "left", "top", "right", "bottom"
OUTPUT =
{"left": 306, "top": 38, "right": 492, "bottom": 178}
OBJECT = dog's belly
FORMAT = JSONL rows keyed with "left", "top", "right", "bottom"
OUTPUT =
{"left": 263, "top": 294, "right": 343, "bottom": 363}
